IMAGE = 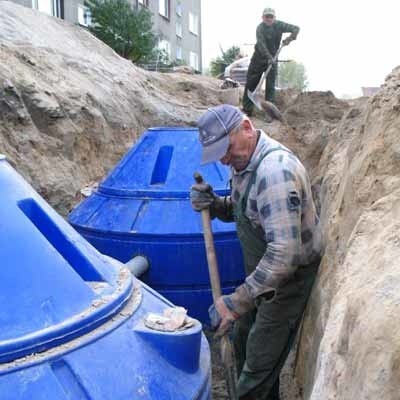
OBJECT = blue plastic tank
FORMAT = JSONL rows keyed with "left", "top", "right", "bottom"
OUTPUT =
{"left": 68, "top": 127, "right": 245, "bottom": 324}
{"left": 0, "top": 154, "right": 211, "bottom": 400}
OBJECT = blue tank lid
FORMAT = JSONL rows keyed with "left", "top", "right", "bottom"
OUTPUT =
{"left": 0, "top": 157, "right": 132, "bottom": 363}
{"left": 69, "top": 127, "right": 235, "bottom": 235}
{"left": 99, "top": 127, "right": 231, "bottom": 199}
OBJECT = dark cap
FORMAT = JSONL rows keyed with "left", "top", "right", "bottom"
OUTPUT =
{"left": 197, "top": 105, "right": 244, "bottom": 164}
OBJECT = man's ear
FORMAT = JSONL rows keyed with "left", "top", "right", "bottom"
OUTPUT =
{"left": 242, "top": 118, "right": 254, "bottom": 135}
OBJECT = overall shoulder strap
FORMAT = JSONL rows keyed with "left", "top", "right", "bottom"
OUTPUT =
{"left": 240, "top": 147, "right": 290, "bottom": 212}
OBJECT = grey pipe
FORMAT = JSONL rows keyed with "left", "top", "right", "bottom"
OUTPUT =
{"left": 125, "top": 255, "right": 150, "bottom": 277}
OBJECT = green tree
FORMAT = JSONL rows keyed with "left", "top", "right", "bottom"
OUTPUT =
{"left": 141, "top": 47, "right": 170, "bottom": 66}
{"left": 85, "top": 0, "right": 156, "bottom": 63}
{"left": 278, "top": 61, "right": 308, "bottom": 91}
{"left": 210, "top": 45, "right": 242, "bottom": 77}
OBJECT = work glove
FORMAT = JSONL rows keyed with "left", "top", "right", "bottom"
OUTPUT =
{"left": 208, "top": 284, "right": 255, "bottom": 337}
{"left": 282, "top": 37, "right": 293, "bottom": 46}
{"left": 190, "top": 180, "right": 216, "bottom": 211}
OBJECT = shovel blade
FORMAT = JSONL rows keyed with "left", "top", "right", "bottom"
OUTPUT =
{"left": 220, "top": 335, "right": 238, "bottom": 399}
{"left": 247, "top": 89, "right": 262, "bottom": 111}
{"left": 260, "top": 100, "right": 284, "bottom": 122}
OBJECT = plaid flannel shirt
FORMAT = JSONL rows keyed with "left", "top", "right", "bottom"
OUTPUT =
{"left": 228, "top": 131, "right": 322, "bottom": 299}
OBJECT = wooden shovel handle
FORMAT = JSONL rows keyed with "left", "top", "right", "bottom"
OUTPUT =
{"left": 194, "top": 172, "right": 223, "bottom": 302}
{"left": 200, "top": 207, "right": 223, "bottom": 302}
{"left": 193, "top": 172, "right": 238, "bottom": 399}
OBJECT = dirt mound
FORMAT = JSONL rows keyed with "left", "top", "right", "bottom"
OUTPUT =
{"left": 283, "top": 90, "right": 348, "bottom": 125}
{"left": 295, "top": 66, "right": 400, "bottom": 399}
{"left": 0, "top": 2, "right": 231, "bottom": 215}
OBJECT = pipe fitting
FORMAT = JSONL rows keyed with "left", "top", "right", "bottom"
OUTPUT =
{"left": 125, "top": 255, "right": 150, "bottom": 278}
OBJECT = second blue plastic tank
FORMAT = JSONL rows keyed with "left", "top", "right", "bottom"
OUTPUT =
{"left": 0, "top": 154, "right": 210, "bottom": 399}
{"left": 69, "top": 127, "right": 246, "bottom": 323}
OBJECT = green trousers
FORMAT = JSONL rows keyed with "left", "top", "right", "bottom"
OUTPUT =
{"left": 242, "top": 54, "right": 278, "bottom": 115}
{"left": 234, "top": 261, "right": 319, "bottom": 400}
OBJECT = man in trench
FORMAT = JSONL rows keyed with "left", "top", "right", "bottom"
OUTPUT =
{"left": 242, "top": 7, "right": 299, "bottom": 116}
{"left": 190, "top": 105, "right": 323, "bottom": 400}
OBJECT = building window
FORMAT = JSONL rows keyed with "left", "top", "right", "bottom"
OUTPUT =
{"left": 78, "top": 5, "right": 92, "bottom": 26}
{"left": 138, "top": 0, "right": 149, "bottom": 6}
{"left": 189, "top": 51, "right": 199, "bottom": 71}
{"left": 158, "top": 39, "right": 171, "bottom": 59}
{"left": 176, "top": 46, "right": 182, "bottom": 60}
{"left": 176, "top": 2, "right": 182, "bottom": 16}
{"left": 32, "top": 0, "right": 59, "bottom": 17}
{"left": 189, "top": 12, "right": 198, "bottom": 35}
{"left": 159, "top": 0, "right": 170, "bottom": 19}
{"left": 176, "top": 21, "right": 182, "bottom": 38}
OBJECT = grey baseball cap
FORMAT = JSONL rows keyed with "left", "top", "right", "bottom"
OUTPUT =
{"left": 263, "top": 7, "right": 275, "bottom": 16}
{"left": 197, "top": 105, "right": 244, "bottom": 164}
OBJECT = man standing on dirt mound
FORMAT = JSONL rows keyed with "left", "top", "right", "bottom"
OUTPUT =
{"left": 190, "top": 104, "right": 323, "bottom": 399}
{"left": 242, "top": 7, "right": 299, "bottom": 116}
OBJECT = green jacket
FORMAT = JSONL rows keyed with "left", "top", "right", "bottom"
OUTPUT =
{"left": 255, "top": 20, "right": 299, "bottom": 58}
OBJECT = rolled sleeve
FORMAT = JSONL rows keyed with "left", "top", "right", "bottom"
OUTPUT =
{"left": 245, "top": 163, "right": 302, "bottom": 299}
{"left": 278, "top": 21, "right": 300, "bottom": 38}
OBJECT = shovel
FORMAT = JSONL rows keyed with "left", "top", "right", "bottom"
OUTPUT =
{"left": 247, "top": 44, "right": 284, "bottom": 121}
{"left": 193, "top": 172, "right": 238, "bottom": 400}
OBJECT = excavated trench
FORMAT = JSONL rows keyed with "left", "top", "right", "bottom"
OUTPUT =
{"left": 208, "top": 79, "right": 400, "bottom": 399}
{"left": 1, "top": 4, "right": 400, "bottom": 398}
